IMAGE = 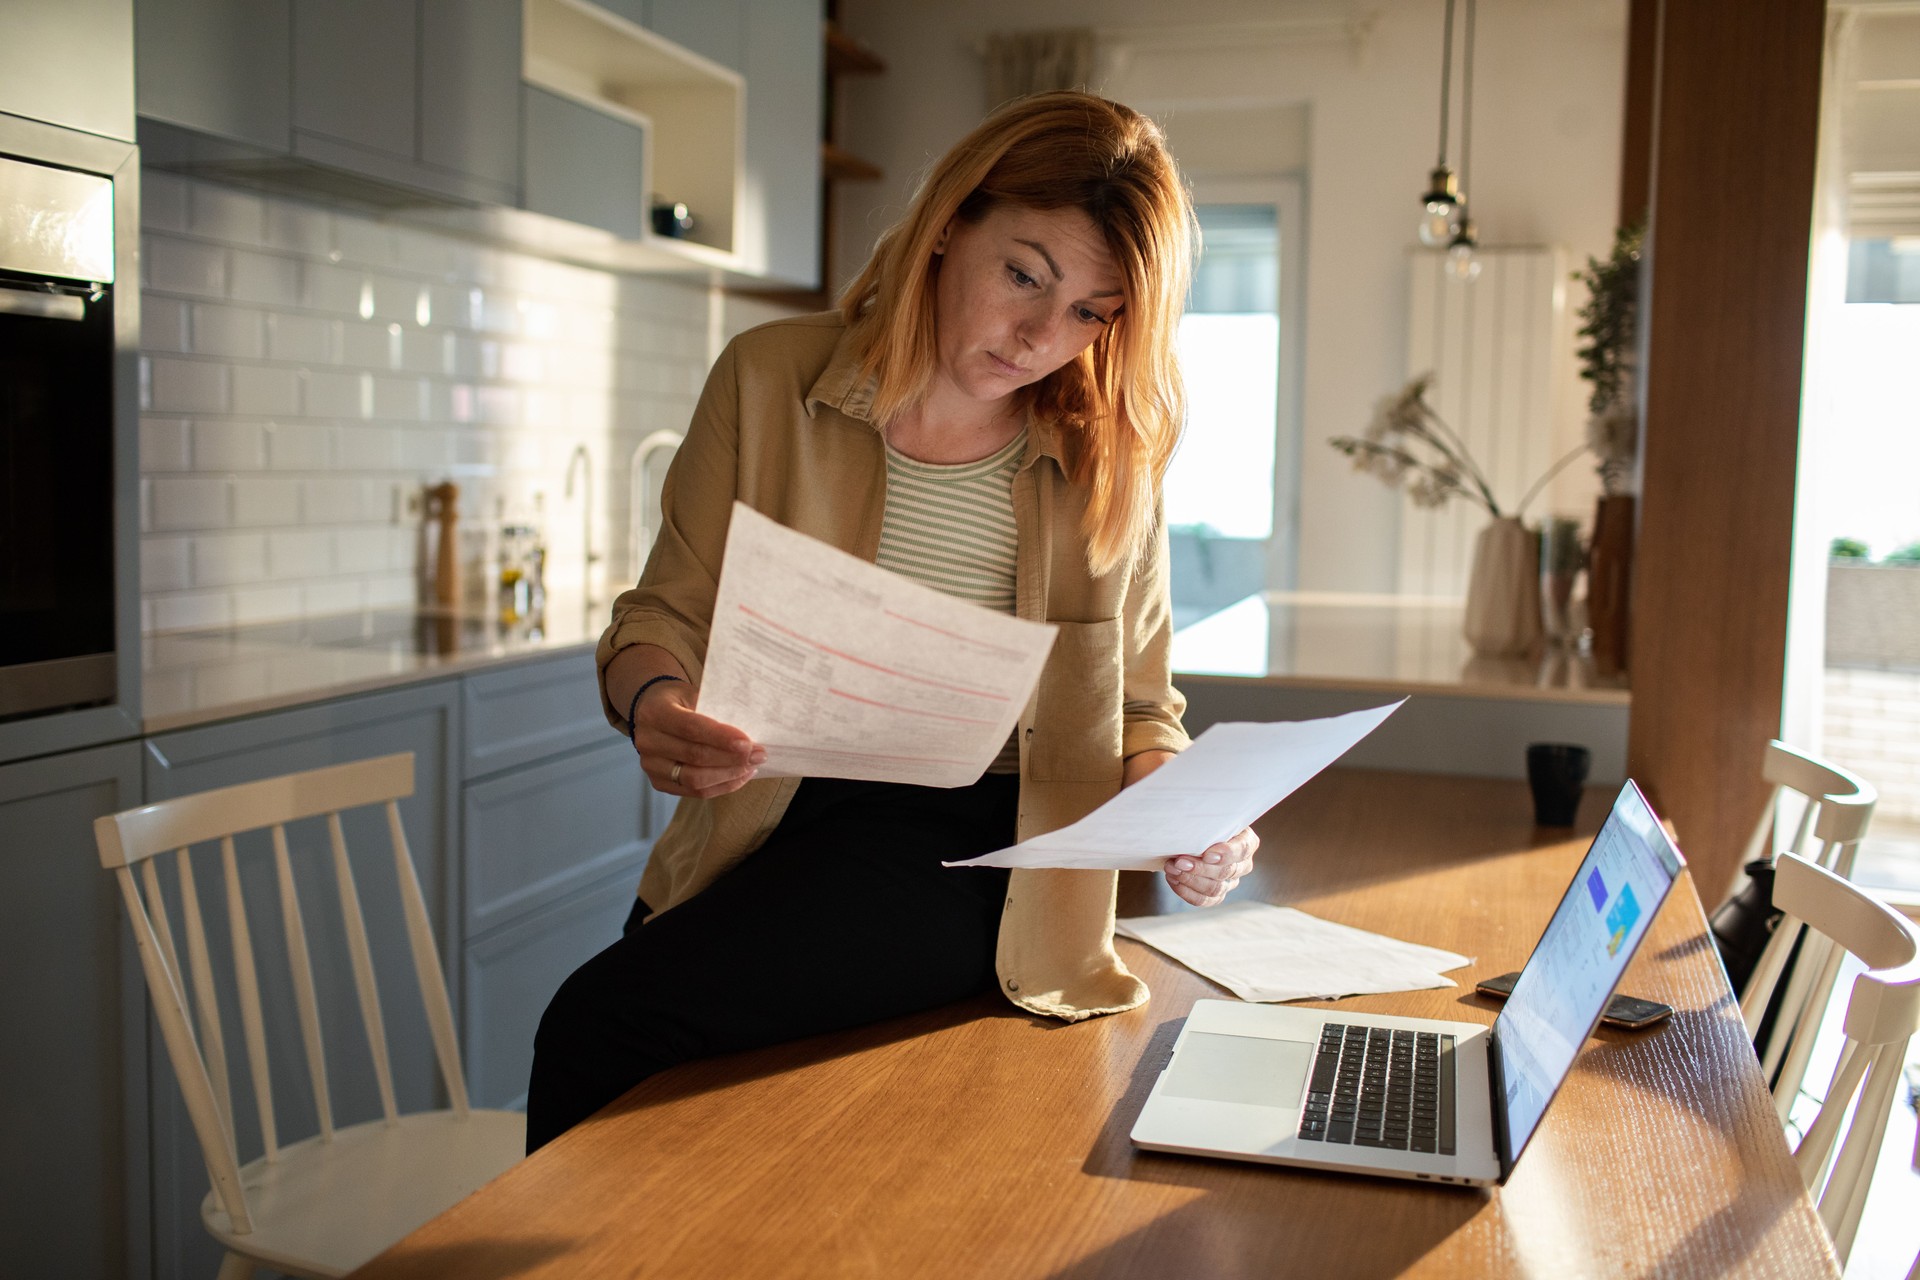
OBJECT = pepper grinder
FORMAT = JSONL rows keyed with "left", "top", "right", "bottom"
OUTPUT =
{"left": 425, "top": 481, "right": 461, "bottom": 611}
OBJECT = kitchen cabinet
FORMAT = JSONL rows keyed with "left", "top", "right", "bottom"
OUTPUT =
{"left": 0, "top": 0, "right": 135, "bottom": 142}
{"left": 0, "top": 742, "right": 147, "bottom": 1280}
{"left": 136, "top": 0, "right": 520, "bottom": 207}
{"left": 743, "top": 0, "right": 824, "bottom": 288}
{"left": 522, "top": 83, "right": 652, "bottom": 241}
{"left": 140, "top": 681, "right": 460, "bottom": 1280}
{"left": 457, "top": 652, "right": 655, "bottom": 1109}
{"left": 649, "top": 0, "right": 746, "bottom": 73}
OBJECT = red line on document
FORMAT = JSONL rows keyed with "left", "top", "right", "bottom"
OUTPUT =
{"left": 882, "top": 608, "right": 1028, "bottom": 657}
{"left": 827, "top": 687, "right": 998, "bottom": 725}
{"left": 736, "top": 605, "right": 1009, "bottom": 700}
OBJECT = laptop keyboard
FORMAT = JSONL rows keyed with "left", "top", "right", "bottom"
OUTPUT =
{"left": 1297, "top": 1024, "right": 1455, "bottom": 1155}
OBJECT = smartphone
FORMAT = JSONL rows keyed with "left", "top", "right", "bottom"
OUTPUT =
{"left": 1473, "top": 970, "right": 1675, "bottom": 1029}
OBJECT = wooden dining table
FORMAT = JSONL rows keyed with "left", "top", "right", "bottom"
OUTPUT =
{"left": 349, "top": 768, "right": 1839, "bottom": 1279}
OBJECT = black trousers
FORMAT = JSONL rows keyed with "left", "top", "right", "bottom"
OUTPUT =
{"left": 524, "top": 773, "right": 1017, "bottom": 1152}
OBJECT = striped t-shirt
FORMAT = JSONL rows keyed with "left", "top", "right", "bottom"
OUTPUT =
{"left": 876, "top": 428, "right": 1026, "bottom": 771}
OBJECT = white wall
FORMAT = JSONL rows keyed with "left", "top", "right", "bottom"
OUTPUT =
{"left": 834, "top": 0, "right": 1624, "bottom": 592}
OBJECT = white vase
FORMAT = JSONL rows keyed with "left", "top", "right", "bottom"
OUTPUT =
{"left": 1464, "top": 516, "right": 1544, "bottom": 657}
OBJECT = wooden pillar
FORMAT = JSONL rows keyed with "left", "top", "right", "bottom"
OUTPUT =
{"left": 1628, "top": 0, "right": 1826, "bottom": 902}
{"left": 1617, "top": 0, "right": 1658, "bottom": 229}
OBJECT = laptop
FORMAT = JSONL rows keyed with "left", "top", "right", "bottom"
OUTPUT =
{"left": 1130, "top": 779, "right": 1686, "bottom": 1186}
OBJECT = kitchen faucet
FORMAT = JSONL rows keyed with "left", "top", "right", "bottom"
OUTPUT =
{"left": 627, "top": 430, "right": 684, "bottom": 581}
{"left": 564, "top": 444, "right": 600, "bottom": 604}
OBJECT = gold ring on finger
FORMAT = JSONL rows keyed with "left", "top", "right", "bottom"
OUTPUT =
{"left": 670, "top": 761, "right": 684, "bottom": 784}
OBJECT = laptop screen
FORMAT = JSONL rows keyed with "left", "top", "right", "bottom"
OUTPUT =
{"left": 1493, "top": 781, "right": 1685, "bottom": 1166}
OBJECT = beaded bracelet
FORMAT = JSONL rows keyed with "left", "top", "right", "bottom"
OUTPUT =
{"left": 626, "top": 673, "right": 685, "bottom": 742}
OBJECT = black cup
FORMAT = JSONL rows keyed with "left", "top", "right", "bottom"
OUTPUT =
{"left": 1526, "top": 743, "right": 1591, "bottom": 827}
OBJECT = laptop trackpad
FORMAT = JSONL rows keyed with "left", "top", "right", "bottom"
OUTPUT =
{"left": 1160, "top": 1031, "right": 1312, "bottom": 1109}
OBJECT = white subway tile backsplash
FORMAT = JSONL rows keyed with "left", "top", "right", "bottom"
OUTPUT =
{"left": 332, "top": 218, "right": 397, "bottom": 268}
{"left": 231, "top": 584, "right": 304, "bottom": 625}
{"left": 334, "top": 526, "right": 393, "bottom": 574}
{"left": 266, "top": 422, "right": 332, "bottom": 471}
{"left": 333, "top": 424, "right": 399, "bottom": 469}
{"left": 302, "top": 578, "right": 366, "bottom": 615}
{"left": 141, "top": 537, "right": 192, "bottom": 592}
{"left": 232, "top": 365, "right": 302, "bottom": 417}
{"left": 148, "top": 357, "right": 230, "bottom": 415}
{"left": 151, "top": 476, "right": 231, "bottom": 530}
{"left": 193, "top": 420, "right": 268, "bottom": 471}
{"left": 141, "top": 173, "right": 731, "bottom": 633}
{"left": 192, "top": 532, "right": 270, "bottom": 586}
{"left": 144, "top": 299, "right": 191, "bottom": 353}
{"left": 266, "top": 313, "right": 336, "bottom": 364}
{"left": 189, "top": 184, "right": 266, "bottom": 245}
{"left": 264, "top": 201, "right": 333, "bottom": 257}
{"left": 153, "top": 589, "right": 236, "bottom": 633}
{"left": 231, "top": 476, "right": 303, "bottom": 527}
{"left": 373, "top": 376, "right": 428, "bottom": 422}
{"left": 301, "top": 262, "right": 368, "bottom": 316}
{"left": 303, "top": 370, "right": 370, "bottom": 421}
{"left": 190, "top": 303, "right": 266, "bottom": 359}
{"left": 228, "top": 250, "right": 302, "bottom": 308}
{"left": 338, "top": 320, "right": 393, "bottom": 369}
{"left": 147, "top": 236, "right": 227, "bottom": 296}
{"left": 142, "top": 171, "right": 190, "bottom": 234}
{"left": 303, "top": 477, "right": 367, "bottom": 524}
{"left": 141, "top": 417, "right": 193, "bottom": 472}
{"left": 268, "top": 529, "right": 334, "bottom": 579}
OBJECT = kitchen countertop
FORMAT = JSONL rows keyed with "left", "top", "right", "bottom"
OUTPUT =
{"left": 1171, "top": 591, "right": 1631, "bottom": 705}
{"left": 141, "top": 596, "right": 607, "bottom": 734}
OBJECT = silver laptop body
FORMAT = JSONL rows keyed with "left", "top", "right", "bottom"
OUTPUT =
{"left": 1130, "top": 780, "right": 1686, "bottom": 1188}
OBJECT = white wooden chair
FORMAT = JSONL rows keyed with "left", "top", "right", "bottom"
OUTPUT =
{"left": 1771, "top": 852, "right": 1920, "bottom": 1267}
{"left": 1735, "top": 741, "right": 1877, "bottom": 1118}
{"left": 93, "top": 753, "right": 523, "bottom": 1280}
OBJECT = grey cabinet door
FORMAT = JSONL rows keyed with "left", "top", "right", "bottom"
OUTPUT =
{"left": 461, "top": 650, "right": 608, "bottom": 781}
{"left": 649, "top": 0, "right": 745, "bottom": 72}
{"left": 463, "top": 737, "right": 648, "bottom": 936}
{"left": 1, "top": 0, "right": 135, "bottom": 142}
{"left": 134, "top": 0, "right": 290, "bottom": 151}
{"left": 522, "top": 85, "right": 650, "bottom": 241}
{"left": 291, "top": 0, "right": 417, "bottom": 161}
{"left": 140, "top": 681, "right": 459, "bottom": 1280}
{"left": 420, "top": 0, "right": 522, "bottom": 199}
{"left": 744, "top": 0, "right": 822, "bottom": 286}
{"left": 464, "top": 864, "right": 642, "bottom": 1110}
{"left": 0, "top": 741, "right": 146, "bottom": 1280}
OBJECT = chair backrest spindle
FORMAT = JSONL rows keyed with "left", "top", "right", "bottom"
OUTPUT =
{"left": 386, "top": 800, "right": 469, "bottom": 1116}
{"left": 271, "top": 822, "right": 334, "bottom": 1142}
{"left": 328, "top": 810, "right": 399, "bottom": 1124}
{"left": 173, "top": 847, "right": 237, "bottom": 1148}
{"left": 221, "top": 834, "right": 279, "bottom": 1161}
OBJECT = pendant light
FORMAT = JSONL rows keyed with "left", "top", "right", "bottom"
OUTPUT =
{"left": 1418, "top": 0, "right": 1462, "bottom": 247}
{"left": 1445, "top": 0, "right": 1481, "bottom": 283}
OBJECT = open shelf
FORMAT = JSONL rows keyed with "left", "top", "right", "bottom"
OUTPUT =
{"left": 522, "top": 0, "right": 744, "bottom": 263}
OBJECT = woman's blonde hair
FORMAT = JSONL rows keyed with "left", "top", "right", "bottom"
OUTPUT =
{"left": 838, "top": 91, "right": 1196, "bottom": 575}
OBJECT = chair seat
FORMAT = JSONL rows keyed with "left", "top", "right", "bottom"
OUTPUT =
{"left": 202, "top": 1109, "right": 526, "bottom": 1278}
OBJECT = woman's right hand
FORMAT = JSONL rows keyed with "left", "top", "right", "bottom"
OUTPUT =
{"left": 630, "top": 679, "right": 764, "bottom": 798}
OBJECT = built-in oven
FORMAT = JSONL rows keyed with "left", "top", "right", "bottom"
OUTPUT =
{"left": 0, "top": 117, "right": 141, "bottom": 756}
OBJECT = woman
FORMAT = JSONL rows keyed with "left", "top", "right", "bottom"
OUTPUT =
{"left": 527, "top": 91, "right": 1260, "bottom": 1153}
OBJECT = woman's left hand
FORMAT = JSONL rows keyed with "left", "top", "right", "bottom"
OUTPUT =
{"left": 1165, "top": 827, "right": 1260, "bottom": 907}
{"left": 1123, "top": 750, "right": 1262, "bottom": 908}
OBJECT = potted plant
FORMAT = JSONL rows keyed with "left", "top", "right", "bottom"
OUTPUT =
{"left": 1573, "top": 220, "right": 1644, "bottom": 674}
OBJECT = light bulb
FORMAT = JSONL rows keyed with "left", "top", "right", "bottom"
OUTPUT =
{"left": 1418, "top": 167, "right": 1461, "bottom": 247}
{"left": 1419, "top": 199, "right": 1458, "bottom": 248}
{"left": 1447, "top": 219, "right": 1481, "bottom": 283}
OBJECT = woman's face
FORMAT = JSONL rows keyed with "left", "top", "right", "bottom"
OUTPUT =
{"left": 929, "top": 203, "right": 1125, "bottom": 411}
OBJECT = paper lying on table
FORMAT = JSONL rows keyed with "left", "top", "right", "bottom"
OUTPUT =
{"left": 944, "top": 701, "right": 1404, "bottom": 871}
{"left": 1115, "top": 901, "right": 1473, "bottom": 1003}
{"left": 697, "top": 503, "right": 1057, "bottom": 787}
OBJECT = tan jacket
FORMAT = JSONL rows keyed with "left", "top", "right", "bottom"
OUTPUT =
{"left": 595, "top": 312, "right": 1190, "bottom": 1021}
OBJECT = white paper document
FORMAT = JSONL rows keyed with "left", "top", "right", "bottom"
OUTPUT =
{"left": 1115, "top": 901, "right": 1473, "bottom": 1003}
{"left": 696, "top": 503, "right": 1058, "bottom": 787}
{"left": 945, "top": 701, "right": 1404, "bottom": 871}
